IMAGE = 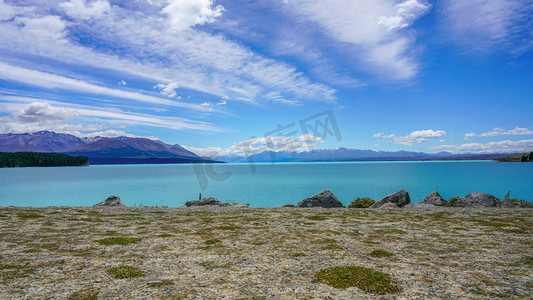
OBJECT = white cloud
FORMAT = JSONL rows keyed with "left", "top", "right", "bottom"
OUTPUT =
{"left": 465, "top": 126, "right": 533, "bottom": 139}
{"left": 216, "top": 100, "right": 226, "bottom": 105}
{"left": 284, "top": 0, "right": 430, "bottom": 81}
{"left": 378, "top": 0, "right": 430, "bottom": 30}
{"left": 12, "top": 102, "right": 79, "bottom": 123}
{"left": 60, "top": 0, "right": 110, "bottom": 20}
{"left": 432, "top": 139, "right": 533, "bottom": 154}
{"left": 0, "top": 62, "right": 213, "bottom": 112}
{"left": 162, "top": 0, "right": 224, "bottom": 30}
{"left": 118, "top": 80, "right": 127, "bottom": 86}
{"left": 0, "top": 0, "right": 17, "bottom": 21}
{"left": 0, "top": 102, "right": 105, "bottom": 134}
{"left": 15, "top": 15, "right": 67, "bottom": 43}
{"left": 184, "top": 134, "right": 323, "bottom": 158}
{"left": 154, "top": 82, "right": 179, "bottom": 98}
{"left": 375, "top": 129, "right": 446, "bottom": 145}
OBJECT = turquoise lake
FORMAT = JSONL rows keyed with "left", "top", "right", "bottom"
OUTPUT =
{"left": 0, "top": 161, "right": 531, "bottom": 207}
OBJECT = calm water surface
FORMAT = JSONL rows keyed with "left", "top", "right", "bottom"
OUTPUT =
{"left": 0, "top": 161, "right": 531, "bottom": 207}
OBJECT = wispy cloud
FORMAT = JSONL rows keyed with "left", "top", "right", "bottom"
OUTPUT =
{"left": 441, "top": 0, "right": 533, "bottom": 53}
{"left": 0, "top": 62, "right": 213, "bottom": 112}
{"left": 283, "top": 0, "right": 431, "bottom": 81}
{"left": 375, "top": 129, "right": 446, "bottom": 145}
{"left": 0, "top": 0, "right": 335, "bottom": 106}
{"left": 465, "top": 126, "right": 533, "bottom": 139}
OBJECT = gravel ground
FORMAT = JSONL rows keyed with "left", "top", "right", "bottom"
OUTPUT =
{"left": 0, "top": 206, "right": 531, "bottom": 299}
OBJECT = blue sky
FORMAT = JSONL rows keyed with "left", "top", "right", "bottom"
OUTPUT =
{"left": 0, "top": 0, "right": 532, "bottom": 157}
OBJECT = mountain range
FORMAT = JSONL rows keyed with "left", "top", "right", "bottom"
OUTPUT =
{"left": 220, "top": 148, "right": 510, "bottom": 163}
{"left": 0, "top": 131, "right": 513, "bottom": 164}
{"left": 0, "top": 131, "right": 213, "bottom": 164}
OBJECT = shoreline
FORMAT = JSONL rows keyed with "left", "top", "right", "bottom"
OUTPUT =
{"left": 1, "top": 206, "right": 531, "bottom": 299}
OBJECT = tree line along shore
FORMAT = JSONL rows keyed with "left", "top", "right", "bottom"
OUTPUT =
{"left": 0, "top": 152, "right": 89, "bottom": 168}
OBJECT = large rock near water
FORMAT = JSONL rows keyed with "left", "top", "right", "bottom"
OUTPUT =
{"left": 370, "top": 190, "right": 410, "bottom": 208}
{"left": 296, "top": 190, "right": 345, "bottom": 208}
{"left": 94, "top": 196, "right": 125, "bottom": 207}
{"left": 454, "top": 193, "right": 519, "bottom": 208}
{"left": 420, "top": 191, "right": 447, "bottom": 206}
{"left": 185, "top": 197, "right": 224, "bottom": 207}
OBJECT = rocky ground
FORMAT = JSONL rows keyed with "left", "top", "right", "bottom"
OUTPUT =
{"left": 0, "top": 206, "right": 531, "bottom": 299}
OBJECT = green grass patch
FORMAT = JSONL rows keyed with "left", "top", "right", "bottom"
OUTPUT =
{"left": 148, "top": 279, "right": 174, "bottom": 287}
{"left": 470, "top": 287, "right": 509, "bottom": 298}
{"left": 204, "top": 238, "right": 221, "bottom": 245}
{"left": 69, "top": 289, "right": 99, "bottom": 300}
{"left": 369, "top": 250, "right": 394, "bottom": 258}
{"left": 313, "top": 266, "right": 401, "bottom": 294}
{"left": 522, "top": 256, "right": 533, "bottom": 267}
{"left": 106, "top": 265, "right": 145, "bottom": 278}
{"left": 95, "top": 237, "right": 142, "bottom": 245}
{"left": 198, "top": 262, "right": 230, "bottom": 270}
{"left": 322, "top": 244, "right": 342, "bottom": 250}
{"left": 307, "top": 215, "right": 327, "bottom": 221}
{"left": 158, "top": 234, "right": 173, "bottom": 237}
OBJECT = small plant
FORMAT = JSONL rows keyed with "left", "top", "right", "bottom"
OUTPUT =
{"left": 106, "top": 265, "right": 145, "bottom": 278}
{"left": 504, "top": 191, "right": 532, "bottom": 207}
{"left": 204, "top": 239, "right": 221, "bottom": 245}
{"left": 291, "top": 252, "right": 307, "bottom": 257}
{"left": 369, "top": 249, "right": 394, "bottom": 258}
{"left": 148, "top": 279, "right": 174, "bottom": 287}
{"left": 69, "top": 289, "right": 99, "bottom": 300}
{"left": 283, "top": 204, "right": 295, "bottom": 208}
{"left": 313, "top": 266, "right": 401, "bottom": 294}
{"left": 95, "top": 237, "right": 142, "bottom": 245}
{"left": 348, "top": 197, "right": 376, "bottom": 208}
{"left": 444, "top": 197, "right": 461, "bottom": 207}
{"left": 158, "top": 234, "right": 173, "bottom": 237}
{"left": 322, "top": 244, "right": 342, "bottom": 250}
{"left": 307, "top": 215, "right": 327, "bottom": 221}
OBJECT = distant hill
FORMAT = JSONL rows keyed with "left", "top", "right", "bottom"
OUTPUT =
{"left": 496, "top": 152, "right": 533, "bottom": 162}
{"left": 219, "top": 149, "right": 508, "bottom": 163}
{"left": 0, "top": 131, "right": 85, "bottom": 152}
{"left": 64, "top": 138, "right": 199, "bottom": 159}
{"left": 0, "top": 131, "right": 214, "bottom": 164}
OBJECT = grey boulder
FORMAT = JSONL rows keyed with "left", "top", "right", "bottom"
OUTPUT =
{"left": 420, "top": 191, "right": 448, "bottom": 206}
{"left": 454, "top": 193, "right": 519, "bottom": 207}
{"left": 94, "top": 196, "right": 125, "bottom": 207}
{"left": 185, "top": 197, "right": 224, "bottom": 207}
{"left": 371, "top": 190, "right": 410, "bottom": 208}
{"left": 296, "top": 190, "right": 345, "bottom": 208}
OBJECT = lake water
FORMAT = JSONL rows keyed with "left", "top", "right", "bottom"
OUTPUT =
{"left": 0, "top": 161, "right": 531, "bottom": 207}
